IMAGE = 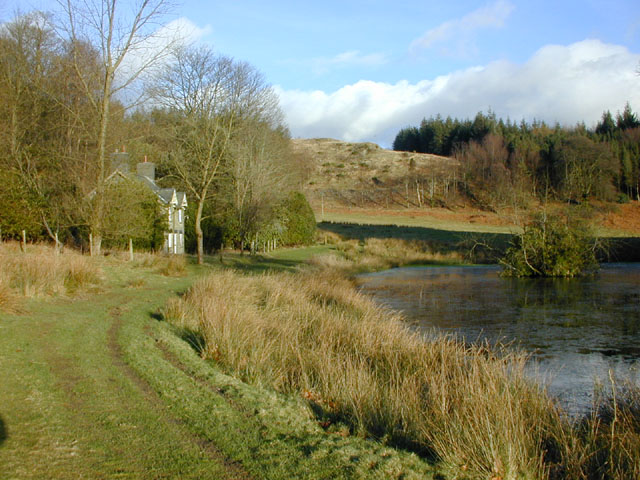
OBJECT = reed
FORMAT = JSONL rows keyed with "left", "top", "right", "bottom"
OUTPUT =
{"left": 327, "top": 237, "right": 464, "bottom": 272}
{"left": 164, "top": 266, "right": 562, "bottom": 479}
{"left": 0, "top": 241, "right": 101, "bottom": 300}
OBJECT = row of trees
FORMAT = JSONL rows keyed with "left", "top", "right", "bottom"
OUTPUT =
{"left": 0, "top": 5, "right": 313, "bottom": 263}
{"left": 393, "top": 107, "right": 640, "bottom": 207}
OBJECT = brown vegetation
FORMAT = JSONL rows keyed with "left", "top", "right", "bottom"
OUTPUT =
{"left": 316, "top": 237, "right": 464, "bottom": 272}
{"left": 0, "top": 242, "right": 102, "bottom": 303}
{"left": 293, "top": 138, "right": 460, "bottom": 211}
{"left": 163, "top": 264, "right": 640, "bottom": 479}
{"left": 600, "top": 201, "right": 640, "bottom": 235}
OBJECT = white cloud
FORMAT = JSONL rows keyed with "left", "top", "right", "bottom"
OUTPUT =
{"left": 116, "top": 17, "right": 212, "bottom": 90}
{"left": 410, "top": 0, "right": 515, "bottom": 57}
{"left": 159, "top": 17, "right": 213, "bottom": 46}
{"left": 308, "top": 50, "right": 389, "bottom": 75}
{"left": 276, "top": 39, "right": 640, "bottom": 148}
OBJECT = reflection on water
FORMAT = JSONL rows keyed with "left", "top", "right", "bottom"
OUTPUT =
{"left": 357, "top": 263, "right": 640, "bottom": 415}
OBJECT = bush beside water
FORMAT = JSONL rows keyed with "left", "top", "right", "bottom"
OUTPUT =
{"left": 501, "top": 214, "right": 599, "bottom": 277}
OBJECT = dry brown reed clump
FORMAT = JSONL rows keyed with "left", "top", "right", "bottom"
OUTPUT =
{"left": 551, "top": 380, "right": 640, "bottom": 480}
{"left": 0, "top": 276, "right": 19, "bottom": 313}
{"left": 112, "top": 250, "right": 187, "bottom": 276}
{"left": 156, "top": 254, "right": 187, "bottom": 276}
{"left": 164, "top": 266, "right": 563, "bottom": 479}
{"left": 328, "top": 238, "right": 463, "bottom": 272}
{"left": 0, "top": 241, "right": 101, "bottom": 301}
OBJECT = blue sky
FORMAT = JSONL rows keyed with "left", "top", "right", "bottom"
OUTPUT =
{"left": 3, "top": 0, "right": 640, "bottom": 147}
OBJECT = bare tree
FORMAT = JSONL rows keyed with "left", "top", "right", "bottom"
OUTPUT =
{"left": 226, "top": 117, "right": 296, "bottom": 252}
{"left": 57, "top": 0, "right": 175, "bottom": 254}
{"left": 153, "top": 45, "right": 283, "bottom": 264}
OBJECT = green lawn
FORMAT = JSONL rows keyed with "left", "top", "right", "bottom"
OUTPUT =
{"left": 318, "top": 211, "right": 517, "bottom": 234}
{"left": 0, "top": 254, "right": 437, "bottom": 479}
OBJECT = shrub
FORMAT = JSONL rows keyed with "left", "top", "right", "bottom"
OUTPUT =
{"left": 277, "top": 192, "right": 316, "bottom": 246}
{"left": 617, "top": 193, "right": 630, "bottom": 204}
{"left": 501, "top": 214, "right": 599, "bottom": 277}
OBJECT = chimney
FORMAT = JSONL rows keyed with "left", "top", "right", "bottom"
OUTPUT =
{"left": 137, "top": 160, "right": 155, "bottom": 180}
{"left": 110, "top": 152, "right": 130, "bottom": 174}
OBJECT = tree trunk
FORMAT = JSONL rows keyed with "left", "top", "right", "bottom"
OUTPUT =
{"left": 91, "top": 75, "right": 112, "bottom": 258}
{"left": 195, "top": 197, "right": 205, "bottom": 265}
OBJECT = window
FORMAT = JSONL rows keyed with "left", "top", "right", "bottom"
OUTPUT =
{"left": 178, "top": 209, "right": 183, "bottom": 224}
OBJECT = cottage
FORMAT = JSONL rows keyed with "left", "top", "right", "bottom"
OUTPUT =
{"left": 111, "top": 151, "right": 187, "bottom": 254}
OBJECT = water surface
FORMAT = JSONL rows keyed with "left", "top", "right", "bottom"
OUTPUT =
{"left": 357, "top": 264, "right": 640, "bottom": 414}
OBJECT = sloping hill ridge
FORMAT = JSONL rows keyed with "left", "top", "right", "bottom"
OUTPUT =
{"left": 293, "top": 138, "right": 458, "bottom": 211}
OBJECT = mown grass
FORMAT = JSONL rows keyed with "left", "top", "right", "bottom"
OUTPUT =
{"left": 164, "top": 260, "right": 640, "bottom": 480}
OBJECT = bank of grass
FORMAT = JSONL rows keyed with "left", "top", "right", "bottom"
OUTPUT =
{"left": 3, "top": 241, "right": 638, "bottom": 479}
{"left": 0, "top": 242, "right": 190, "bottom": 311}
{"left": 318, "top": 210, "right": 515, "bottom": 234}
{"left": 164, "top": 260, "right": 640, "bottom": 480}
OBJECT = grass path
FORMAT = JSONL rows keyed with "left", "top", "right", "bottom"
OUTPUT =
{"left": 0, "top": 268, "right": 234, "bottom": 479}
{"left": 0, "top": 257, "right": 436, "bottom": 479}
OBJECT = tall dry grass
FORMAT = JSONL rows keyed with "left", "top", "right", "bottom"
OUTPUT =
{"left": 165, "top": 266, "right": 640, "bottom": 479}
{"left": 325, "top": 237, "right": 464, "bottom": 272}
{"left": 121, "top": 251, "right": 187, "bottom": 276}
{"left": 0, "top": 241, "right": 101, "bottom": 301}
{"left": 164, "top": 267, "right": 570, "bottom": 479}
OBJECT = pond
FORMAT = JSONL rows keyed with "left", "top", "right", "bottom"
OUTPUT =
{"left": 356, "top": 263, "right": 640, "bottom": 415}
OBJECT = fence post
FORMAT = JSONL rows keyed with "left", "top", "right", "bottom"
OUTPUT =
{"left": 129, "top": 238, "right": 134, "bottom": 261}
{"left": 21, "top": 230, "right": 26, "bottom": 253}
{"left": 55, "top": 232, "right": 60, "bottom": 256}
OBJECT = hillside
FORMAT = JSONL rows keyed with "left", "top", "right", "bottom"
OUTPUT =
{"left": 293, "top": 138, "right": 457, "bottom": 209}
{"left": 293, "top": 138, "right": 640, "bottom": 237}
{"left": 293, "top": 138, "right": 519, "bottom": 232}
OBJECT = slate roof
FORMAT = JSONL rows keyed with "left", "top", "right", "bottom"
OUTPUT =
{"left": 132, "top": 168, "right": 186, "bottom": 208}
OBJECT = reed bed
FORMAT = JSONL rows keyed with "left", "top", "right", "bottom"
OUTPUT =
{"left": 328, "top": 237, "right": 464, "bottom": 272}
{"left": 164, "top": 267, "right": 561, "bottom": 479}
{"left": 165, "top": 266, "right": 640, "bottom": 479}
{"left": 0, "top": 241, "right": 101, "bottom": 301}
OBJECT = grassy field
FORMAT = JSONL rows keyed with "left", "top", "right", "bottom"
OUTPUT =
{"left": 2, "top": 241, "right": 639, "bottom": 479}
{"left": 317, "top": 210, "right": 517, "bottom": 235}
{"left": 0, "top": 244, "right": 437, "bottom": 479}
